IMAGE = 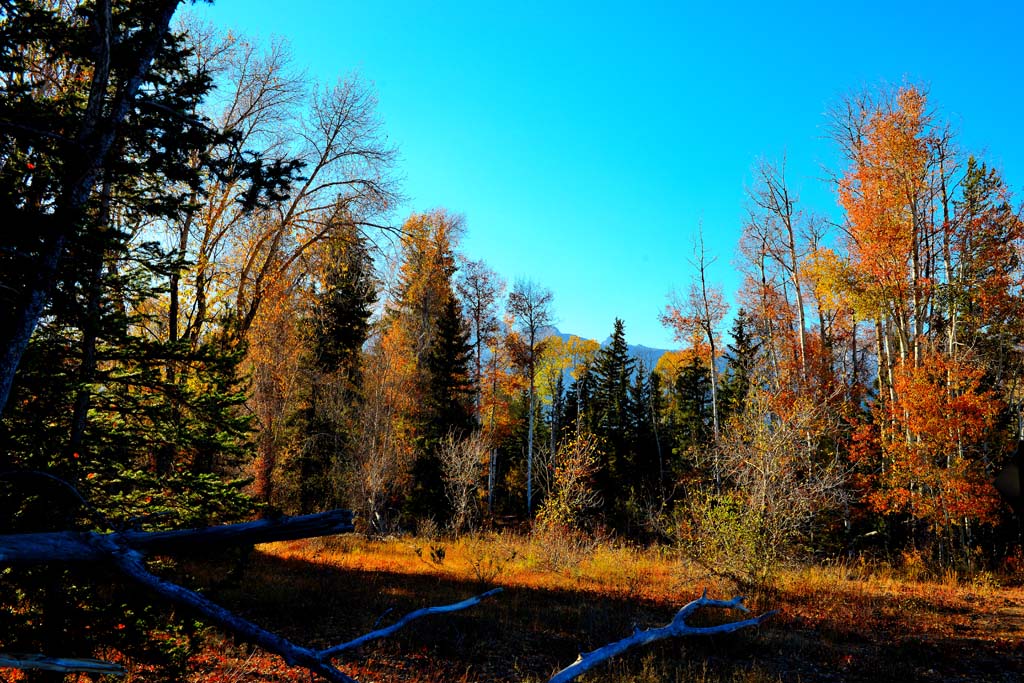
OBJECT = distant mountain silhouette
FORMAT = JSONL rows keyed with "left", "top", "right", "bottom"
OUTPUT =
{"left": 542, "top": 326, "right": 672, "bottom": 371}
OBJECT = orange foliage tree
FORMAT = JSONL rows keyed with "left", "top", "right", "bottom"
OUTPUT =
{"left": 855, "top": 353, "right": 1003, "bottom": 559}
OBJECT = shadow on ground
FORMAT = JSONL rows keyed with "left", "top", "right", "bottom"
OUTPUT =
{"left": 189, "top": 549, "right": 1024, "bottom": 683}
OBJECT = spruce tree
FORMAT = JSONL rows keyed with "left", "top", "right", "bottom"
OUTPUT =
{"left": 720, "top": 308, "right": 760, "bottom": 421}
{"left": 673, "top": 355, "right": 713, "bottom": 457}
{"left": 409, "top": 291, "right": 474, "bottom": 522}
{"left": 0, "top": 6, "right": 296, "bottom": 676}
{"left": 590, "top": 318, "right": 635, "bottom": 520}
{"left": 627, "top": 360, "right": 660, "bottom": 495}
{"left": 291, "top": 225, "right": 377, "bottom": 513}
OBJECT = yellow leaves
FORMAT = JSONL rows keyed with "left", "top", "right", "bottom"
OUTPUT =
{"left": 653, "top": 347, "right": 708, "bottom": 384}
{"left": 535, "top": 334, "right": 599, "bottom": 405}
{"left": 802, "top": 246, "right": 881, "bottom": 318}
{"left": 802, "top": 247, "right": 849, "bottom": 312}
{"left": 653, "top": 349, "right": 688, "bottom": 385}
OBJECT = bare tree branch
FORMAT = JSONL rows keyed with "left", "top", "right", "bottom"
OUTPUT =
{"left": 0, "top": 654, "right": 126, "bottom": 676}
{"left": 107, "top": 543, "right": 360, "bottom": 683}
{"left": 548, "top": 591, "right": 775, "bottom": 683}
{"left": 1, "top": 507, "right": 499, "bottom": 683}
{"left": 320, "top": 588, "right": 503, "bottom": 659}
{"left": 0, "top": 509, "right": 354, "bottom": 563}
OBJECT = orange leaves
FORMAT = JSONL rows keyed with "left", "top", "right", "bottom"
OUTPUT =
{"left": 837, "top": 86, "right": 932, "bottom": 316}
{"left": 868, "top": 352, "right": 1003, "bottom": 526}
{"left": 891, "top": 353, "right": 1000, "bottom": 448}
{"left": 661, "top": 285, "right": 728, "bottom": 344}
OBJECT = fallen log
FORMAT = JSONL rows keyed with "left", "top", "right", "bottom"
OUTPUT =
{"left": 0, "top": 509, "right": 354, "bottom": 563}
{"left": 0, "top": 654, "right": 125, "bottom": 676}
{"left": 0, "top": 507, "right": 500, "bottom": 682}
{"left": 548, "top": 591, "right": 776, "bottom": 683}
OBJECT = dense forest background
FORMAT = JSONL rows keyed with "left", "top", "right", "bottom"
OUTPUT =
{"left": 1, "top": 1, "right": 1022, "bottom": 679}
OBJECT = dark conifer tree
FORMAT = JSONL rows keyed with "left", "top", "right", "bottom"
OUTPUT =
{"left": 720, "top": 308, "right": 760, "bottom": 421}
{"left": 423, "top": 292, "right": 475, "bottom": 443}
{"left": 291, "top": 224, "right": 377, "bottom": 513}
{"left": 627, "top": 360, "right": 660, "bottom": 495}
{"left": 590, "top": 318, "right": 635, "bottom": 521}
{"left": 673, "top": 355, "right": 713, "bottom": 456}
{"left": 0, "top": 6, "right": 297, "bottom": 676}
{"left": 407, "top": 290, "right": 475, "bottom": 522}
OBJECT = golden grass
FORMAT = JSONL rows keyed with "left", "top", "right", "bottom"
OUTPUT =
{"left": 268, "top": 532, "right": 732, "bottom": 604}
{"left": 10, "top": 532, "right": 1018, "bottom": 682}
{"left": 223, "top": 532, "right": 1022, "bottom": 682}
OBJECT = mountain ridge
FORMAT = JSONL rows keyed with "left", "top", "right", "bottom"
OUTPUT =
{"left": 543, "top": 326, "right": 672, "bottom": 369}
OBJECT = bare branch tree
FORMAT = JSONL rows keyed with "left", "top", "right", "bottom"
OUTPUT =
{"left": 746, "top": 157, "right": 811, "bottom": 380}
{"left": 661, "top": 229, "right": 728, "bottom": 484}
{"left": 344, "top": 329, "right": 416, "bottom": 534}
{"left": 455, "top": 257, "right": 505, "bottom": 418}
{"left": 507, "top": 279, "right": 554, "bottom": 516}
{"left": 438, "top": 430, "right": 489, "bottom": 533}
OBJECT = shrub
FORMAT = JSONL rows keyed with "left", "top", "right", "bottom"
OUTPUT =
{"left": 459, "top": 533, "right": 518, "bottom": 585}
{"left": 676, "top": 490, "right": 785, "bottom": 592}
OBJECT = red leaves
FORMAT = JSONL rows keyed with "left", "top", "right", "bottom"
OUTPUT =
{"left": 868, "top": 353, "right": 1002, "bottom": 526}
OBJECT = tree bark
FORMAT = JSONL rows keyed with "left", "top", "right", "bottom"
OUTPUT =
{"left": 0, "top": 509, "right": 354, "bottom": 564}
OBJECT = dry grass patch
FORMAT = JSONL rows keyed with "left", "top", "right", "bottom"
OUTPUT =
{"left": 169, "top": 534, "right": 1024, "bottom": 682}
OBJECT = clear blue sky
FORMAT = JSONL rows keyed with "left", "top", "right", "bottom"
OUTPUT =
{"left": 190, "top": 0, "right": 1024, "bottom": 349}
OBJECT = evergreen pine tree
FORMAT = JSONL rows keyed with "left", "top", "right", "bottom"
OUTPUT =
{"left": 590, "top": 318, "right": 635, "bottom": 520}
{"left": 0, "top": 7, "right": 296, "bottom": 675}
{"left": 423, "top": 293, "right": 475, "bottom": 443}
{"left": 407, "top": 291, "right": 474, "bottom": 522}
{"left": 673, "top": 355, "right": 713, "bottom": 456}
{"left": 290, "top": 225, "right": 378, "bottom": 513}
{"left": 720, "top": 308, "right": 760, "bottom": 421}
{"left": 627, "top": 360, "right": 660, "bottom": 495}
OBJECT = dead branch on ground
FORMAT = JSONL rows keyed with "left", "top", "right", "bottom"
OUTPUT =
{"left": 548, "top": 590, "right": 775, "bottom": 683}
{"left": 0, "top": 507, "right": 501, "bottom": 682}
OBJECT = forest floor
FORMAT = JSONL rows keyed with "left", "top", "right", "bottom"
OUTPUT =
{"left": 184, "top": 533, "right": 1024, "bottom": 683}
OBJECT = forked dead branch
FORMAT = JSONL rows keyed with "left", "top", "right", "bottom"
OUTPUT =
{"left": 0, "top": 509, "right": 773, "bottom": 683}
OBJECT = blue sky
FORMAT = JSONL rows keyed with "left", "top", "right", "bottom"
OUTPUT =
{"left": 190, "top": 0, "right": 1024, "bottom": 349}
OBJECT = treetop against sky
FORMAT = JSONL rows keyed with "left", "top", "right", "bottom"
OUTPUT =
{"left": 192, "top": 0, "right": 1024, "bottom": 348}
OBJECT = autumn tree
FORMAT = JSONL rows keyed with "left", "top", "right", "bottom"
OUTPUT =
{"left": 834, "top": 87, "right": 935, "bottom": 389}
{"left": 507, "top": 279, "right": 554, "bottom": 516}
{"left": 479, "top": 333, "right": 524, "bottom": 513}
{"left": 346, "top": 327, "right": 416, "bottom": 534}
{"left": 740, "top": 158, "right": 841, "bottom": 398}
{"left": 384, "top": 209, "right": 474, "bottom": 523}
{"left": 825, "top": 85, "right": 1024, "bottom": 560}
{"left": 855, "top": 353, "right": 1004, "bottom": 563}
{"left": 537, "top": 334, "right": 599, "bottom": 432}
{"left": 662, "top": 231, "right": 729, "bottom": 487}
{"left": 536, "top": 432, "right": 602, "bottom": 530}
{"left": 456, "top": 257, "right": 505, "bottom": 418}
